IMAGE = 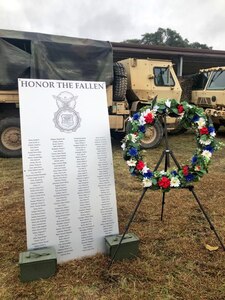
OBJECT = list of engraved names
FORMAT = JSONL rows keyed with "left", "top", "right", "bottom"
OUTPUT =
{"left": 25, "top": 139, "right": 47, "bottom": 248}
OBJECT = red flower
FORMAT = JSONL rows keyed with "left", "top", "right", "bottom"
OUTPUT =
{"left": 136, "top": 160, "right": 145, "bottom": 170}
{"left": 182, "top": 165, "right": 189, "bottom": 176}
{"left": 144, "top": 113, "right": 154, "bottom": 124}
{"left": 199, "top": 127, "right": 209, "bottom": 135}
{"left": 158, "top": 176, "right": 171, "bottom": 189}
{"left": 177, "top": 104, "right": 184, "bottom": 113}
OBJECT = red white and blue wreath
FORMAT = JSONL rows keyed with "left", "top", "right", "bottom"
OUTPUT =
{"left": 122, "top": 99, "right": 222, "bottom": 192}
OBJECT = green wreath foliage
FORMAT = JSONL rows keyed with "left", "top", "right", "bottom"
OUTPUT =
{"left": 122, "top": 99, "right": 221, "bottom": 192}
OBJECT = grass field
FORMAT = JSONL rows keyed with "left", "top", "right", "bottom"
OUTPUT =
{"left": 1, "top": 130, "right": 225, "bottom": 300}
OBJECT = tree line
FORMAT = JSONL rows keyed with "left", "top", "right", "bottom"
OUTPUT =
{"left": 123, "top": 28, "right": 212, "bottom": 50}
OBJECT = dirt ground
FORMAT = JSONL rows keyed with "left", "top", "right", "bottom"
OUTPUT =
{"left": 0, "top": 130, "right": 225, "bottom": 300}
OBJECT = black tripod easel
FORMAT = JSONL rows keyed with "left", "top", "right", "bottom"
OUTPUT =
{"left": 108, "top": 115, "right": 225, "bottom": 269}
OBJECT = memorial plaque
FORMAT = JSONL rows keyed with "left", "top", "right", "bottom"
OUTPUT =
{"left": 18, "top": 79, "right": 119, "bottom": 263}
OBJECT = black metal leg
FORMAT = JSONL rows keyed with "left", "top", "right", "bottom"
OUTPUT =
{"left": 161, "top": 192, "right": 166, "bottom": 221}
{"left": 108, "top": 188, "right": 148, "bottom": 269}
{"left": 154, "top": 150, "right": 166, "bottom": 171}
{"left": 188, "top": 186, "right": 225, "bottom": 251}
{"left": 169, "top": 150, "right": 181, "bottom": 169}
{"left": 166, "top": 151, "right": 170, "bottom": 168}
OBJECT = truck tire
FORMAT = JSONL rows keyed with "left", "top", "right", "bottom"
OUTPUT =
{"left": 126, "top": 119, "right": 164, "bottom": 149}
{"left": 140, "top": 120, "right": 164, "bottom": 149}
{"left": 0, "top": 117, "right": 22, "bottom": 158}
{"left": 113, "top": 62, "right": 127, "bottom": 101}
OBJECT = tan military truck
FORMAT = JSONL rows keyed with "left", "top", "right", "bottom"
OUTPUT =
{"left": 191, "top": 66, "right": 225, "bottom": 131}
{"left": 0, "top": 90, "right": 21, "bottom": 157}
{"left": 111, "top": 58, "right": 182, "bottom": 146}
{"left": 0, "top": 30, "right": 182, "bottom": 157}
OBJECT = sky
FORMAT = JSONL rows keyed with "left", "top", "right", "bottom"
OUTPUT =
{"left": 1, "top": 0, "right": 225, "bottom": 50}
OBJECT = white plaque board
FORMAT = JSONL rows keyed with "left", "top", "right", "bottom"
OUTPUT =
{"left": 18, "top": 79, "right": 119, "bottom": 263}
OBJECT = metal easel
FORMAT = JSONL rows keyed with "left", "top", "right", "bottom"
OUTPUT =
{"left": 108, "top": 115, "right": 225, "bottom": 269}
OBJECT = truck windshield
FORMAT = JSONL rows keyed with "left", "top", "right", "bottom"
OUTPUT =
{"left": 192, "top": 72, "right": 209, "bottom": 90}
{"left": 207, "top": 70, "right": 225, "bottom": 90}
{"left": 153, "top": 67, "right": 175, "bottom": 86}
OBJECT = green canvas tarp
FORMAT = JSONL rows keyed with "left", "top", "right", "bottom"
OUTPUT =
{"left": 0, "top": 29, "right": 113, "bottom": 89}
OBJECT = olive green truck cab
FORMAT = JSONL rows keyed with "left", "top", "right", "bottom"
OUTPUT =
{"left": 0, "top": 30, "right": 182, "bottom": 158}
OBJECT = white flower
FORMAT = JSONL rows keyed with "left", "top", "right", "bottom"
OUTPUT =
{"left": 128, "top": 116, "right": 132, "bottom": 122}
{"left": 170, "top": 177, "right": 180, "bottom": 187}
{"left": 143, "top": 178, "right": 152, "bottom": 187}
{"left": 165, "top": 99, "right": 171, "bottom": 108}
{"left": 210, "top": 131, "right": 216, "bottom": 137}
{"left": 153, "top": 105, "right": 159, "bottom": 112}
{"left": 201, "top": 150, "right": 212, "bottom": 160}
{"left": 127, "top": 159, "right": 137, "bottom": 167}
{"left": 139, "top": 115, "right": 146, "bottom": 125}
{"left": 199, "top": 139, "right": 212, "bottom": 145}
{"left": 141, "top": 166, "right": 149, "bottom": 174}
{"left": 160, "top": 170, "right": 167, "bottom": 175}
{"left": 128, "top": 134, "right": 137, "bottom": 143}
{"left": 196, "top": 117, "right": 206, "bottom": 129}
{"left": 121, "top": 143, "right": 126, "bottom": 150}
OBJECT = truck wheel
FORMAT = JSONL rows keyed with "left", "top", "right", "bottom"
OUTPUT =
{"left": 113, "top": 62, "right": 127, "bottom": 101}
{"left": 141, "top": 120, "right": 164, "bottom": 149}
{"left": 0, "top": 117, "right": 22, "bottom": 158}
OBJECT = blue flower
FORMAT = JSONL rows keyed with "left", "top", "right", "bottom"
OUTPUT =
{"left": 208, "top": 126, "right": 215, "bottom": 134}
{"left": 191, "top": 155, "right": 198, "bottom": 164}
{"left": 204, "top": 145, "right": 214, "bottom": 153}
{"left": 139, "top": 125, "right": 146, "bottom": 133}
{"left": 129, "top": 147, "right": 138, "bottom": 157}
{"left": 133, "top": 113, "right": 140, "bottom": 120}
{"left": 185, "top": 174, "right": 194, "bottom": 182}
{"left": 143, "top": 170, "right": 153, "bottom": 178}
{"left": 171, "top": 170, "right": 178, "bottom": 176}
{"left": 192, "top": 115, "right": 199, "bottom": 122}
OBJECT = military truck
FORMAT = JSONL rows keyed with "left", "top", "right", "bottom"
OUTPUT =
{"left": 112, "top": 58, "right": 182, "bottom": 146}
{"left": 0, "top": 30, "right": 182, "bottom": 158}
{"left": 191, "top": 66, "right": 225, "bottom": 131}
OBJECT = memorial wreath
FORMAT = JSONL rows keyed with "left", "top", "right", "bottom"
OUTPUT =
{"left": 122, "top": 99, "right": 221, "bottom": 192}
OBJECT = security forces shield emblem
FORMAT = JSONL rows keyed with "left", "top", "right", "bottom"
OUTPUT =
{"left": 53, "top": 91, "right": 81, "bottom": 132}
